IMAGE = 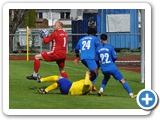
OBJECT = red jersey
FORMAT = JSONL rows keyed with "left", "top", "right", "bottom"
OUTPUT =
{"left": 43, "top": 30, "right": 68, "bottom": 58}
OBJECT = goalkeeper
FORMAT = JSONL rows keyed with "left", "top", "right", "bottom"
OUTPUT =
{"left": 37, "top": 71, "right": 96, "bottom": 95}
{"left": 26, "top": 21, "right": 69, "bottom": 80}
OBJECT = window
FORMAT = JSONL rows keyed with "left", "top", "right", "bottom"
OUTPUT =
{"left": 60, "top": 12, "right": 70, "bottom": 19}
{"left": 66, "top": 12, "right": 70, "bottom": 19}
{"left": 39, "top": 12, "right": 43, "bottom": 18}
{"left": 60, "top": 12, "right": 65, "bottom": 19}
{"left": 36, "top": 12, "right": 43, "bottom": 19}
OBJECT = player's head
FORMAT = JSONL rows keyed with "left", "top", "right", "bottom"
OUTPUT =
{"left": 53, "top": 21, "right": 63, "bottom": 30}
{"left": 100, "top": 34, "right": 108, "bottom": 43}
{"left": 89, "top": 70, "right": 97, "bottom": 81}
{"left": 87, "top": 28, "right": 97, "bottom": 35}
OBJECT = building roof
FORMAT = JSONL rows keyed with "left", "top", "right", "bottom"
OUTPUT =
{"left": 36, "top": 18, "right": 48, "bottom": 23}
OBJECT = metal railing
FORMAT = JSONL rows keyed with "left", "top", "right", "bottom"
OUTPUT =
{"left": 9, "top": 30, "right": 141, "bottom": 55}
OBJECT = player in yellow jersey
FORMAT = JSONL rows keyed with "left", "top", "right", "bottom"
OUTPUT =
{"left": 37, "top": 71, "right": 96, "bottom": 95}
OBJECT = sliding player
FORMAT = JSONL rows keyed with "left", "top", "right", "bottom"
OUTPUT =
{"left": 37, "top": 71, "right": 96, "bottom": 95}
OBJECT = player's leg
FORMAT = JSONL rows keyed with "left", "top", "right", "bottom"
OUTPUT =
{"left": 111, "top": 69, "right": 136, "bottom": 98}
{"left": 37, "top": 83, "right": 59, "bottom": 94}
{"left": 83, "top": 59, "right": 98, "bottom": 84}
{"left": 98, "top": 73, "right": 110, "bottom": 96}
{"left": 119, "top": 79, "right": 137, "bottom": 98}
{"left": 38, "top": 75, "right": 63, "bottom": 83}
{"left": 81, "top": 59, "right": 98, "bottom": 91}
{"left": 56, "top": 60, "right": 68, "bottom": 79}
{"left": 37, "top": 76, "right": 63, "bottom": 94}
{"left": 26, "top": 53, "right": 44, "bottom": 80}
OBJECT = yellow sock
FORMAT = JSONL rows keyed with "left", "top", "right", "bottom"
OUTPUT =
{"left": 45, "top": 83, "right": 59, "bottom": 92}
{"left": 41, "top": 75, "right": 58, "bottom": 82}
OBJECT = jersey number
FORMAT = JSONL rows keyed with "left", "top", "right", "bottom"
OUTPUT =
{"left": 63, "top": 37, "right": 66, "bottom": 47}
{"left": 82, "top": 40, "right": 91, "bottom": 50}
{"left": 100, "top": 53, "right": 111, "bottom": 64}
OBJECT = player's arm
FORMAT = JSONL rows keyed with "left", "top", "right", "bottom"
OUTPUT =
{"left": 74, "top": 42, "right": 80, "bottom": 64}
{"left": 111, "top": 47, "right": 117, "bottom": 62}
{"left": 84, "top": 71, "right": 91, "bottom": 86}
{"left": 43, "top": 32, "right": 57, "bottom": 44}
{"left": 83, "top": 72, "right": 93, "bottom": 95}
{"left": 95, "top": 48, "right": 100, "bottom": 68}
{"left": 94, "top": 37, "right": 100, "bottom": 48}
{"left": 39, "top": 29, "right": 52, "bottom": 44}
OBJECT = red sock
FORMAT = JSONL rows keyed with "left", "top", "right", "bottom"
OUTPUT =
{"left": 34, "top": 59, "right": 40, "bottom": 73}
{"left": 61, "top": 72, "right": 68, "bottom": 79}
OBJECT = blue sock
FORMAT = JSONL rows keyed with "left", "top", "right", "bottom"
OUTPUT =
{"left": 101, "top": 78, "right": 108, "bottom": 89}
{"left": 92, "top": 74, "right": 98, "bottom": 84}
{"left": 122, "top": 82, "right": 132, "bottom": 94}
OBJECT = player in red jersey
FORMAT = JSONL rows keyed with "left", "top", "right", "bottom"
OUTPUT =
{"left": 26, "top": 21, "right": 69, "bottom": 80}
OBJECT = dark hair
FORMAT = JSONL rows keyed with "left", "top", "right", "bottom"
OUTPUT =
{"left": 100, "top": 34, "right": 108, "bottom": 40}
{"left": 87, "top": 28, "right": 97, "bottom": 35}
{"left": 89, "top": 71, "right": 97, "bottom": 81}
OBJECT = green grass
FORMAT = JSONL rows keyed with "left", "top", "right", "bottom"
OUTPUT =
{"left": 9, "top": 51, "right": 141, "bottom": 57}
{"left": 9, "top": 60, "right": 144, "bottom": 109}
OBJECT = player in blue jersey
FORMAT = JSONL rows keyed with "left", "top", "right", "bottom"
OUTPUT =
{"left": 95, "top": 34, "right": 137, "bottom": 98}
{"left": 74, "top": 28, "right": 100, "bottom": 91}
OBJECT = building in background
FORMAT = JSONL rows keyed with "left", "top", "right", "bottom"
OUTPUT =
{"left": 36, "top": 9, "right": 71, "bottom": 27}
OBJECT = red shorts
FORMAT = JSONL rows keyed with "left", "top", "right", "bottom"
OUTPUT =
{"left": 41, "top": 51, "right": 66, "bottom": 68}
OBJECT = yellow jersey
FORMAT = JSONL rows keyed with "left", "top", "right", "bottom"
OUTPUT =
{"left": 68, "top": 74, "right": 92, "bottom": 95}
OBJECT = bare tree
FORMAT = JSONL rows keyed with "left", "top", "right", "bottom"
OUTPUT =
{"left": 9, "top": 9, "right": 29, "bottom": 53}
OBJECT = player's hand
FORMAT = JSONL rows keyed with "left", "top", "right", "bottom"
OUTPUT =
{"left": 40, "top": 29, "right": 49, "bottom": 38}
{"left": 74, "top": 57, "right": 80, "bottom": 64}
{"left": 86, "top": 71, "right": 90, "bottom": 75}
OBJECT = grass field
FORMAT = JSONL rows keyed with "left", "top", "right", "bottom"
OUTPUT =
{"left": 9, "top": 60, "right": 144, "bottom": 109}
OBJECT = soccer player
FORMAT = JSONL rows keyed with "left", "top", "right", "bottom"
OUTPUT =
{"left": 26, "top": 21, "right": 68, "bottom": 80}
{"left": 37, "top": 71, "right": 96, "bottom": 95}
{"left": 95, "top": 34, "right": 137, "bottom": 98}
{"left": 74, "top": 28, "right": 100, "bottom": 90}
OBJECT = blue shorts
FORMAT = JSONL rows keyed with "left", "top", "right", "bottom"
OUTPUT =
{"left": 58, "top": 78, "right": 72, "bottom": 94}
{"left": 102, "top": 68, "right": 123, "bottom": 81}
{"left": 81, "top": 59, "right": 98, "bottom": 71}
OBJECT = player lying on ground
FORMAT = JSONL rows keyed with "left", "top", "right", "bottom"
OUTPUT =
{"left": 37, "top": 71, "right": 96, "bottom": 95}
{"left": 95, "top": 34, "right": 137, "bottom": 98}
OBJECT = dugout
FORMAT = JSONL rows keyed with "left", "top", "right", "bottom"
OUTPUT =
{"left": 71, "top": 9, "right": 140, "bottom": 51}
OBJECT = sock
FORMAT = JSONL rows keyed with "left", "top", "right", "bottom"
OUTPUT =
{"left": 92, "top": 74, "right": 98, "bottom": 84}
{"left": 41, "top": 75, "right": 59, "bottom": 82}
{"left": 61, "top": 71, "right": 68, "bottom": 79}
{"left": 34, "top": 59, "right": 40, "bottom": 73}
{"left": 100, "top": 78, "right": 109, "bottom": 89}
{"left": 45, "top": 83, "right": 59, "bottom": 92}
{"left": 122, "top": 82, "right": 132, "bottom": 95}
{"left": 33, "top": 71, "right": 37, "bottom": 77}
{"left": 100, "top": 87, "right": 104, "bottom": 92}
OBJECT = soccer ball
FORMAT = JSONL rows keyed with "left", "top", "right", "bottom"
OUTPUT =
{"left": 40, "top": 29, "right": 49, "bottom": 38}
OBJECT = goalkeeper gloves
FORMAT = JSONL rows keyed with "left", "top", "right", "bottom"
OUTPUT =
{"left": 40, "top": 29, "right": 49, "bottom": 38}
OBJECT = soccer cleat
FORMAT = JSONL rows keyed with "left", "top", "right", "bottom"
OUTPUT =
{"left": 37, "top": 76, "right": 42, "bottom": 83}
{"left": 37, "top": 88, "right": 47, "bottom": 94}
{"left": 97, "top": 90, "right": 103, "bottom": 97}
{"left": 130, "top": 94, "right": 137, "bottom": 98}
{"left": 26, "top": 74, "right": 41, "bottom": 80}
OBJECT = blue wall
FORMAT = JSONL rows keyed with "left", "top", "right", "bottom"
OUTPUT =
{"left": 72, "top": 9, "right": 139, "bottom": 50}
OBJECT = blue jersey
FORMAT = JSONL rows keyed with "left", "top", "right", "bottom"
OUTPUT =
{"left": 95, "top": 43, "right": 117, "bottom": 72}
{"left": 75, "top": 35, "right": 99, "bottom": 60}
